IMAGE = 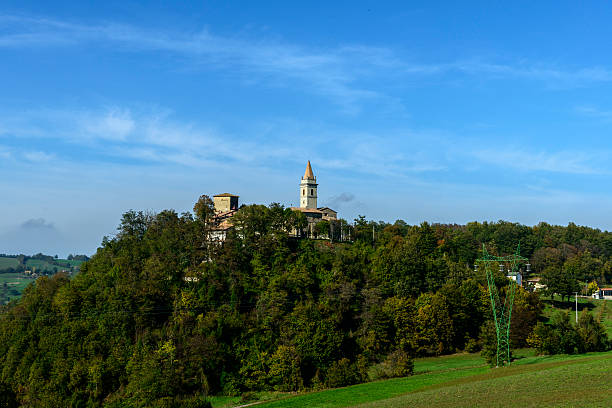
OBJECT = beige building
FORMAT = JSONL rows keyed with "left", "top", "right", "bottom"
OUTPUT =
{"left": 213, "top": 193, "right": 239, "bottom": 213}
{"left": 210, "top": 193, "right": 240, "bottom": 241}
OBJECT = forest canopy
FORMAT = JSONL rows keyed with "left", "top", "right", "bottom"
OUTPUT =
{"left": 0, "top": 198, "right": 611, "bottom": 406}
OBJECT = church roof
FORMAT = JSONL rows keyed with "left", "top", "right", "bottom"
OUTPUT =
{"left": 290, "top": 207, "right": 324, "bottom": 214}
{"left": 303, "top": 160, "right": 315, "bottom": 179}
{"left": 318, "top": 207, "right": 337, "bottom": 213}
{"left": 214, "top": 193, "right": 239, "bottom": 197}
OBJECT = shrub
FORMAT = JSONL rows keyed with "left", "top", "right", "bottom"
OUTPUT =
{"left": 267, "top": 345, "right": 304, "bottom": 392}
{"left": 325, "top": 358, "right": 361, "bottom": 388}
{"left": 527, "top": 310, "right": 605, "bottom": 355}
{"left": 576, "top": 309, "right": 608, "bottom": 352}
{"left": 464, "top": 337, "right": 481, "bottom": 353}
{"left": 369, "top": 349, "right": 414, "bottom": 380}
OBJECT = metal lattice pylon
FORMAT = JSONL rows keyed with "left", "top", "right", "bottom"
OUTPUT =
{"left": 476, "top": 244, "right": 527, "bottom": 367}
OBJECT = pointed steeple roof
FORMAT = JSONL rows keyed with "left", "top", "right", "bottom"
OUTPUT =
{"left": 303, "top": 160, "right": 315, "bottom": 179}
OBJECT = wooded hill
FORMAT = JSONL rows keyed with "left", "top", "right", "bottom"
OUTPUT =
{"left": 0, "top": 196, "right": 610, "bottom": 407}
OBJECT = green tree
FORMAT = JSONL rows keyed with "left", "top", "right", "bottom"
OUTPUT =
{"left": 315, "top": 220, "right": 330, "bottom": 239}
{"left": 576, "top": 309, "right": 608, "bottom": 352}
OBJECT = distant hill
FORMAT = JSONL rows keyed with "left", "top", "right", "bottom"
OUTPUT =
{"left": 0, "top": 253, "right": 88, "bottom": 304}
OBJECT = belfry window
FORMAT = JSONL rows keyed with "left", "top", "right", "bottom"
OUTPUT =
{"left": 311, "top": 189, "right": 314, "bottom": 195}
{"left": 302, "top": 189, "right": 305, "bottom": 196}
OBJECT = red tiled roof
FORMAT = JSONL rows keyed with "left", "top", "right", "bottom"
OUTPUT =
{"left": 290, "top": 207, "right": 324, "bottom": 214}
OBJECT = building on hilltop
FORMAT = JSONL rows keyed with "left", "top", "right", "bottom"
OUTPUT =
{"left": 210, "top": 193, "right": 240, "bottom": 242}
{"left": 214, "top": 193, "right": 239, "bottom": 213}
{"left": 208, "top": 161, "right": 346, "bottom": 241}
{"left": 290, "top": 161, "right": 339, "bottom": 238}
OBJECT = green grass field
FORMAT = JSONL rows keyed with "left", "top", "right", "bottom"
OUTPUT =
{"left": 356, "top": 353, "right": 612, "bottom": 408}
{"left": 0, "top": 258, "right": 19, "bottom": 269}
{"left": 0, "top": 273, "right": 34, "bottom": 303}
{"left": 210, "top": 350, "right": 612, "bottom": 408}
{"left": 59, "top": 259, "right": 84, "bottom": 267}
{"left": 25, "top": 259, "right": 61, "bottom": 272}
{"left": 0, "top": 257, "right": 83, "bottom": 304}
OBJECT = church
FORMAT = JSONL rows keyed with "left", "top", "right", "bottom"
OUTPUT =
{"left": 210, "top": 161, "right": 338, "bottom": 240}
{"left": 289, "top": 160, "right": 338, "bottom": 231}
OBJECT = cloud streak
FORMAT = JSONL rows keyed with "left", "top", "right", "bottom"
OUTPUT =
{"left": 0, "top": 105, "right": 453, "bottom": 184}
{"left": 2, "top": 104, "right": 605, "bottom": 182}
{"left": 574, "top": 105, "right": 612, "bottom": 122}
{"left": 472, "top": 148, "right": 603, "bottom": 175}
{"left": 3, "top": 14, "right": 612, "bottom": 114}
{"left": 0, "top": 15, "right": 391, "bottom": 113}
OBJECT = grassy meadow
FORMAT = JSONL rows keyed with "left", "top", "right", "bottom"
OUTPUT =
{"left": 210, "top": 297, "right": 612, "bottom": 408}
{"left": 0, "top": 258, "right": 19, "bottom": 269}
{"left": 24, "top": 258, "right": 61, "bottom": 272}
{"left": 210, "top": 350, "right": 612, "bottom": 408}
{"left": 0, "top": 273, "right": 33, "bottom": 304}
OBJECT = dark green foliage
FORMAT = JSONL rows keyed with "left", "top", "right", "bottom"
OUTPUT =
{"left": 369, "top": 349, "right": 414, "bottom": 380}
{"left": 510, "top": 288, "right": 543, "bottom": 348}
{"left": 528, "top": 310, "right": 608, "bottom": 355}
{"left": 325, "top": 358, "right": 362, "bottom": 388}
{"left": 576, "top": 309, "right": 609, "bottom": 352}
{"left": 0, "top": 380, "right": 18, "bottom": 408}
{"left": 2, "top": 204, "right": 612, "bottom": 404}
{"left": 480, "top": 320, "right": 505, "bottom": 367}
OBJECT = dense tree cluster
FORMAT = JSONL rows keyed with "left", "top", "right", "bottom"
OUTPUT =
{"left": 0, "top": 199, "right": 611, "bottom": 405}
{"left": 528, "top": 310, "right": 609, "bottom": 354}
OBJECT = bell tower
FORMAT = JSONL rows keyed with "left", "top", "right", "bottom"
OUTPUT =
{"left": 300, "top": 160, "right": 318, "bottom": 209}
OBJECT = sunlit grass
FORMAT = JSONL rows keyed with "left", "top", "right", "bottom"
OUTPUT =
{"left": 221, "top": 350, "right": 612, "bottom": 408}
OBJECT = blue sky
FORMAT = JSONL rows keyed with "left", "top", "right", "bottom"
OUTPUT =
{"left": 2, "top": 1, "right": 612, "bottom": 256}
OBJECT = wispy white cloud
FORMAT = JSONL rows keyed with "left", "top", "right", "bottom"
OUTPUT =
{"left": 574, "top": 105, "right": 612, "bottom": 121}
{"left": 3, "top": 103, "right": 609, "bottom": 183}
{"left": 0, "top": 145, "right": 11, "bottom": 159}
{"left": 450, "top": 60, "right": 612, "bottom": 88}
{"left": 80, "top": 108, "right": 135, "bottom": 141}
{"left": 472, "top": 148, "right": 603, "bottom": 175}
{"left": 23, "top": 151, "right": 55, "bottom": 162}
{"left": 4, "top": 14, "right": 612, "bottom": 115}
{"left": 0, "top": 15, "right": 394, "bottom": 113}
{"left": 0, "top": 145, "right": 54, "bottom": 162}
{"left": 0, "top": 106, "right": 297, "bottom": 167}
{"left": 0, "top": 105, "right": 450, "bottom": 183}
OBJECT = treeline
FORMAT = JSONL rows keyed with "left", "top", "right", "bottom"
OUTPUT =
{"left": 0, "top": 198, "right": 610, "bottom": 406}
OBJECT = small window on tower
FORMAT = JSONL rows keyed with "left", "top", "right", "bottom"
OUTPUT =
{"left": 311, "top": 189, "right": 313, "bottom": 195}
{"left": 302, "top": 189, "right": 305, "bottom": 196}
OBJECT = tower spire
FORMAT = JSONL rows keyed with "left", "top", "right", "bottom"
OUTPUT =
{"left": 303, "top": 160, "right": 315, "bottom": 180}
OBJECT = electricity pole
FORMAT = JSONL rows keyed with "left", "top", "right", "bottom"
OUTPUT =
{"left": 475, "top": 244, "right": 528, "bottom": 367}
{"left": 575, "top": 292, "right": 579, "bottom": 323}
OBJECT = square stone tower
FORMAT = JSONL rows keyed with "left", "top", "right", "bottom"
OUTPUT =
{"left": 213, "top": 193, "right": 239, "bottom": 213}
